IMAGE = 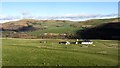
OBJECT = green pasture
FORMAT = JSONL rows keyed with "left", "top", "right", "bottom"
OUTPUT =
{"left": 2, "top": 38, "right": 118, "bottom": 66}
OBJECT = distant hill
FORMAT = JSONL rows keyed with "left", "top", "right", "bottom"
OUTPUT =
{"left": 1, "top": 19, "right": 72, "bottom": 31}
{"left": 0, "top": 18, "right": 119, "bottom": 39}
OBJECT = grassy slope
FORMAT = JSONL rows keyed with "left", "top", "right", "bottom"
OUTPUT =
{"left": 27, "top": 21, "right": 79, "bottom": 35}
{"left": 28, "top": 26, "right": 79, "bottom": 36}
{"left": 79, "top": 18, "right": 118, "bottom": 26}
{"left": 27, "top": 18, "right": 118, "bottom": 36}
{"left": 2, "top": 38, "right": 118, "bottom": 66}
{"left": 2, "top": 18, "right": 118, "bottom": 36}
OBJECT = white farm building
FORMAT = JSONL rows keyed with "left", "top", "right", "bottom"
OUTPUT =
{"left": 81, "top": 40, "right": 93, "bottom": 44}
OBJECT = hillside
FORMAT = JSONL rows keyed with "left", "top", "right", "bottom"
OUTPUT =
{"left": 0, "top": 18, "right": 119, "bottom": 39}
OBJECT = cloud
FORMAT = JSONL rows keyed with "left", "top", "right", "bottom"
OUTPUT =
{"left": 63, "top": 13, "right": 117, "bottom": 18}
{"left": 19, "top": 10, "right": 30, "bottom": 15}
{"left": 64, "top": 13, "right": 97, "bottom": 17}
{"left": 0, "top": 13, "right": 118, "bottom": 23}
{"left": 19, "top": 9, "right": 32, "bottom": 19}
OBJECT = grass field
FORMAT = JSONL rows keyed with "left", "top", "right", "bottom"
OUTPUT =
{"left": 2, "top": 38, "right": 118, "bottom": 66}
{"left": 28, "top": 26, "right": 79, "bottom": 36}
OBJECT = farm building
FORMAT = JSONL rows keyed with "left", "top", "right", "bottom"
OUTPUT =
{"left": 59, "top": 39, "right": 93, "bottom": 45}
{"left": 81, "top": 39, "right": 93, "bottom": 44}
{"left": 59, "top": 41, "right": 70, "bottom": 45}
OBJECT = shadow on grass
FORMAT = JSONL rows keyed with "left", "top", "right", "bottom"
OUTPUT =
{"left": 75, "top": 22, "right": 120, "bottom": 40}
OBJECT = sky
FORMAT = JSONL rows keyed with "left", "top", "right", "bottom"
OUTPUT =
{"left": 1, "top": 2, "right": 118, "bottom": 17}
{"left": 0, "top": 2, "right": 118, "bottom": 23}
{"left": 1, "top": 0, "right": 119, "bottom": 2}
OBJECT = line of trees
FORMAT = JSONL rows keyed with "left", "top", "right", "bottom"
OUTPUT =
{"left": 2, "top": 32, "right": 76, "bottom": 39}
